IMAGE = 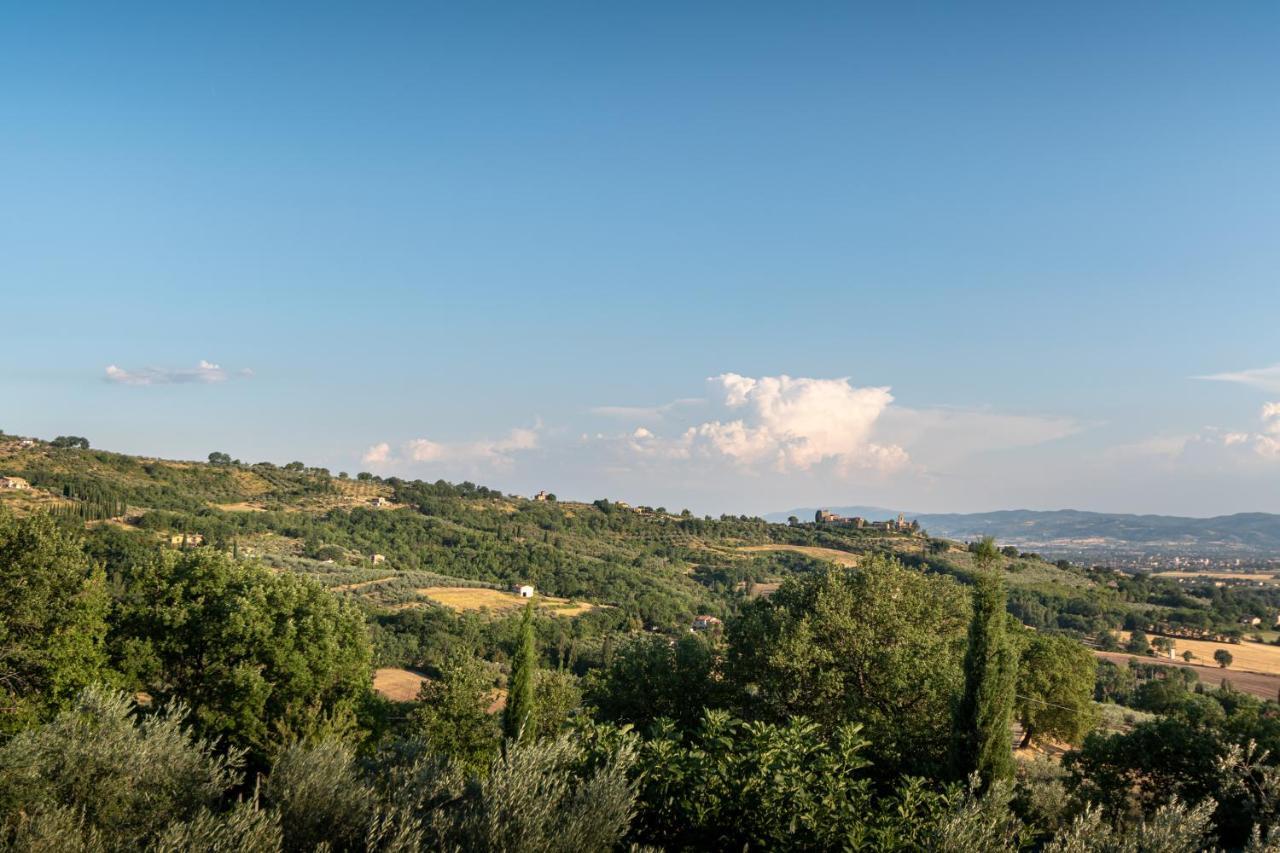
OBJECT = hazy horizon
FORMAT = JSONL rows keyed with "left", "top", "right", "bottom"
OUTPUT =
{"left": 4, "top": 3, "right": 1280, "bottom": 518}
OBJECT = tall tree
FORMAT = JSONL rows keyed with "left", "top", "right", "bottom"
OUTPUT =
{"left": 0, "top": 510, "right": 108, "bottom": 734}
{"left": 971, "top": 535, "right": 1001, "bottom": 572}
{"left": 952, "top": 566, "right": 1017, "bottom": 788}
{"left": 109, "top": 549, "right": 372, "bottom": 758}
{"left": 504, "top": 600, "right": 538, "bottom": 744}
{"left": 413, "top": 654, "right": 500, "bottom": 771}
{"left": 1015, "top": 633, "right": 1097, "bottom": 748}
{"left": 728, "top": 555, "right": 970, "bottom": 778}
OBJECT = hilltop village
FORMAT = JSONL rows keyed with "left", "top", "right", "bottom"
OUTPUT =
{"left": 812, "top": 508, "right": 922, "bottom": 534}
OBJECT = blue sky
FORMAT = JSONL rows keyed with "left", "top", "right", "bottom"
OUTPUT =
{"left": 3, "top": 2, "right": 1279, "bottom": 515}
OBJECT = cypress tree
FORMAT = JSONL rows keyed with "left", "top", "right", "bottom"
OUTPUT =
{"left": 952, "top": 555, "right": 1017, "bottom": 789}
{"left": 503, "top": 599, "right": 538, "bottom": 744}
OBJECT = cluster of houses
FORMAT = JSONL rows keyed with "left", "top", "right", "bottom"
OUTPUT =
{"left": 814, "top": 509, "right": 920, "bottom": 533}
{"left": 0, "top": 476, "right": 30, "bottom": 490}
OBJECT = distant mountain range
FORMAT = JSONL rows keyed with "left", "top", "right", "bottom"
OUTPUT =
{"left": 766, "top": 507, "right": 1280, "bottom": 557}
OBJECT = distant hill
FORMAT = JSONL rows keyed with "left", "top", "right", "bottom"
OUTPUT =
{"left": 768, "top": 507, "right": 1280, "bottom": 557}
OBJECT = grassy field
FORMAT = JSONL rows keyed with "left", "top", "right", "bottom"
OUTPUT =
{"left": 1117, "top": 631, "right": 1280, "bottom": 675}
{"left": 736, "top": 544, "right": 861, "bottom": 567}
{"left": 420, "top": 586, "right": 598, "bottom": 617}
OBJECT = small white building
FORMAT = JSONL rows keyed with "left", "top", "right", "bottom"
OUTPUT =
{"left": 513, "top": 584, "right": 535, "bottom": 598}
{"left": 369, "top": 497, "right": 388, "bottom": 507}
{"left": 371, "top": 553, "right": 386, "bottom": 565}
{"left": 691, "top": 615, "right": 723, "bottom": 632}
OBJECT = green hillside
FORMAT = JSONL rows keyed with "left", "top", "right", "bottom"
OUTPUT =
{"left": 0, "top": 434, "right": 1098, "bottom": 629}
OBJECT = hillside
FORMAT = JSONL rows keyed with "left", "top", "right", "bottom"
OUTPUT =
{"left": 0, "top": 435, "right": 1095, "bottom": 627}
{"left": 771, "top": 506, "right": 1280, "bottom": 559}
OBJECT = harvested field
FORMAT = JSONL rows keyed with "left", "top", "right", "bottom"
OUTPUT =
{"left": 1117, "top": 631, "right": 1280, "bottom": 676}
{"left": 1153, "top": 571, "right": 1280, "bottom": 583}
{"left": 419, "top": 587, "right": 598, "bottom": 617}
{"left": 737, "top": 544, "right": 860, "bottom": 567}
{"left": 1095, "top": 651, "right": 1280, "bottom": 701}
{"left": 373, "top": 667, "right": 427, "bottom": 702}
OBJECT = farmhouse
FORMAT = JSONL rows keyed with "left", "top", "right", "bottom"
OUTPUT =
{"left": 0, "top": 476, "right": 30, "bottom": 490}
{"left": 533, "top": 490, "right": 549, "bottom": 501}
{"left": 371, "top": 553, "right": 386, "bottom": 565}
{"left": 691, "top": 614, "right": 723, "bottom": 632}
{"left": 168, "top": 533, "right": 204, "bottom": 547}
{"left": 369, "top": 497, "right": 388, "bottom": 507}
{"left": 513, "top": 584, "right": 535, "bottom": 598}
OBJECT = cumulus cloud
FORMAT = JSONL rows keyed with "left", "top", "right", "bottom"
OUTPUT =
{"left": 364, "top": 428, "right": 539, "bottom": 470}
{"left": 680, "top": 374, "right": 908, "bottom": 473}
{"left": 104, "top": 360, "right": 251, "bottom": 386}
{"left": 361, "top": 442, "right": 391, "bottom": 464}
{"left": 1195, "top": 364, "right": 1280, "bottom": 393}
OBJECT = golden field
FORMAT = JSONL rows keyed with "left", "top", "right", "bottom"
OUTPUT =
{"left": 1152, "top": 570, "right": 1280, "bottom": 583}
{"left": 419, "top": 586, "right": 598, "bottom": 617}
{"left": 372, "top": 667, "right": 427, "bottom": 702}
{"left": 1117, "top": 630, "right": 1280, "bottom": 676}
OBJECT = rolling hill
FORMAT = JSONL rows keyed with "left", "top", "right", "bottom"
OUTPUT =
{"left": 769, "top": 506, "right": 1280, "bottom": 557}
{"left": 0, "top": 434, "right": 1095, "bottom": 627}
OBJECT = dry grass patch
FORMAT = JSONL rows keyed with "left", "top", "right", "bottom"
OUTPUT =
{"left": 419, "top": 587, "right": 598, "bottom": 617}
{"left": 373, "top": 668, "right": 427, "bottom": 702}
{"left": 737, "top": 544, "right": 861, "bottom": 568}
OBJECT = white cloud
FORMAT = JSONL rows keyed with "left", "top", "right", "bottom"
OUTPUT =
{"left": 1263, "top": 402, "right": 1280, "bottom": 432}
{"left": 104, "top": 360, "right": 250, "bottom": 386}
{"left": 361, "top": 442, "right": 391, "bottom": 464}
{"left": 1195, "top": 364, "right": 1280, "bottom": 393}
{"left": 681, "top": 373, "right": 907, "bottom": 473}
{"left": 364, "top": 428, "right": 540, "bottom": 470}
{"left": 1116, "top": 404, "right": 1280, "bottom": 466}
